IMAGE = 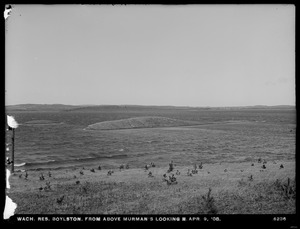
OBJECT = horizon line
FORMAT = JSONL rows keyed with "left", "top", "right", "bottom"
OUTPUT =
{"left": 5, "top": 103, "right": 296, "bottom": 108}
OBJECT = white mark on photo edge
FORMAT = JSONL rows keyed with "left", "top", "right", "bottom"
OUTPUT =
{"left": 4, "top": 169, "right": 17, "bottom": 219}
{"left": 4, "top": 5, "right": 12, "bottom": 20}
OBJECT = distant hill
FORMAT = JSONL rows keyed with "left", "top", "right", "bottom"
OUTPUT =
{"left": 5, "top": 104, "right": 197, "bottom": 113}
{"left": 5, "top": 104, "right": 295, "bottom": 112}
{"left": 208, "top": 105, "right": 295, "bottom": 110}
{"left": 86, "top": 116, "right": 201, "bottom": 130}
{"left": 5, "top": 104, "right": 82, "bottom": 111}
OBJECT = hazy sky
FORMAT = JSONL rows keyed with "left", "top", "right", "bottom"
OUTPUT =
{"left": 5, "top": 4, "right": 295, "bottom": 106}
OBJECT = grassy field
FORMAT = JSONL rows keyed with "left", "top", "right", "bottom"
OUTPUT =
{"left": 8, "top": 159, "right": 295, "bottom": 214}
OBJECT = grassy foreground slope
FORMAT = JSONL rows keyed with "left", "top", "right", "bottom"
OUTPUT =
{"left": 8, "top": 160, "right": 295, "bottom": 214}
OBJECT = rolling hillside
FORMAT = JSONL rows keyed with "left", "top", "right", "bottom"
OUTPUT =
{"left": 86, "top": 116, "right": 201, "bottom": 130}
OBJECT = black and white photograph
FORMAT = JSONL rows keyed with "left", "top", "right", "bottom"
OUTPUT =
{"left": 4, "top": 4, "right": 296, "bottom": 224}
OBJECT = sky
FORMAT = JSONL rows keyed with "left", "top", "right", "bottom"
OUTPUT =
{"left": 5, "top": 4, "right": 295, "bottom": 107}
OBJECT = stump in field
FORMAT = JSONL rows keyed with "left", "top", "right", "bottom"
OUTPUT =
{"left": 39, "top": 173, "right": 45, "bottom": 181}
{"left": 170, "top": 174, "right": 176, "bottom": 182}
{"left": 199, "top": 163, "right": 203, "bottom": 169}
{"left": 167, "top": 161, "right": 174, "bottom": 173}
{"left": 165, "top": 174, "right": 177, "bottom": 185}
{"left": 281, "top": 177, "right": 295, "bottom": 199}
{"left": 202, "top": 188, "right": 218, "bottom": 214}
{"left": 148, "top": 171, "right": 154, "bottom": 177}
{"left": 162, "top": 174, "right": 167, "bottom": 181}
{"left": 263, "top": 160, "right": 267, "bottom": 164}
{"left": 45, "top": 181, "right": 51, "bottom": 190}
{"left": 258, "top": 158, "right": 262, "bottom": 163}
{"left": 57, "top": 195, "right": 65, "bottom": 204}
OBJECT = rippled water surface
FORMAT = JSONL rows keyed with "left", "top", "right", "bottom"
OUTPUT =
{"left": 5, "top": 108, "right": 296, "bottom": 170}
